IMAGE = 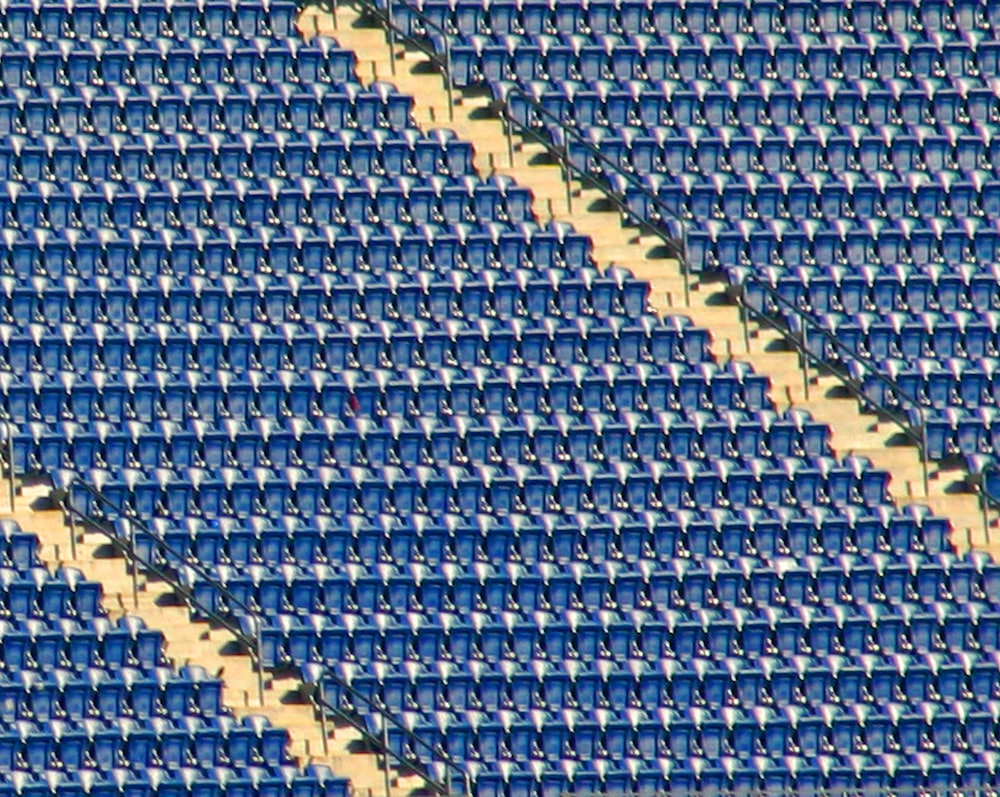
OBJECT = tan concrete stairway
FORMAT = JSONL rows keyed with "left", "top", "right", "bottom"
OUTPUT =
{"left": 3, "top": 479, "right": 426, "bottom": 797}
{"left": 304, "top": 1, "right": 998, "bottom": 556}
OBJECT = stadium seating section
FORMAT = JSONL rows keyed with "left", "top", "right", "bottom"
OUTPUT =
{"left": 0, "top": 0, "right": 985, "bottom": 795}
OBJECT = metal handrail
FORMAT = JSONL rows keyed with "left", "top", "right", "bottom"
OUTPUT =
{"left": 61, "top": 493, "right": 250, "bottom": 630}
{"left": 349, "top": 0, "right": 1000, "bottom": 545}
{"left": 350, "top": 0, "right": 943, "bottom": 480}
{"left": 60, "top": 478, "right": 271, "bottom": 700}
{"left": 352, "top": 0, "right": 457, "bottom": 117}
{"left": 737, "top": 274, "right": 930, "bottom": 417}
{"left": 497, "top": 79, "right": 694, "bottom": 302}
{"left": 350, "top": 0, "right": 695, "bottom": 304}
{"left": 740, "top": 275, "right": 930, "bottom": 420}
{"left": 736, "top": 272, "right": 932, "bottom": 494}
{"left": 65, "top": 480, "right": 258, "bottom": 615}
{"left": 58, "top": 476, "right": 471, "bottom": 797}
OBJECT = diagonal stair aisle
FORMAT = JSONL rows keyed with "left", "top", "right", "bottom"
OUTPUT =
{"left": 3, "top": 479, "right": 426, "bottom": 797}
{"left": 301, "top": 0, "right": 996, "bottom": 557}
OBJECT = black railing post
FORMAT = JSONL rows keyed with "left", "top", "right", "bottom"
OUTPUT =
{"left": 802, "top": 324, "right": 811, "bottom": 400}
{"left": 444, "top": 37, "right": 454, "bottom": 121}
{"left": 386, "top": 0, "right": 397, "bottom": 74}
{"left": 318, "top": 682, "right": 331, "bottom": 755}
{"left": 921, "top": 409, "right": 930, "bottom": 496}
{"left": 740, "top": 299, "right": 750, "bottom": 352}
{"left": 504, "top": 110, "right": 514, "bottom": 167}
{"left": 563, "top": 137, "right": 573, "bottom": 213}
{"left": 255, "top": 615, "right": 266, "bottom": 706}
{"left": 983, "top": 488, "right": 992, "bottom": 545}
{"left": 680, "top": 222, "right": 691, "bottom": 308}
{"left": 63, "top": 483, "right": 78, "bottom": 561}
{"left": 66, "top": 501, "right": 77, "bottom": 560}
{"left": 6, "top": 423, "right": 14, "bottom": 511}
{"left": 381, "top": 718, "right": 392, "bottom": 797}
{"left": 128, "top": 518, "right": 139, "bottom": 609}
